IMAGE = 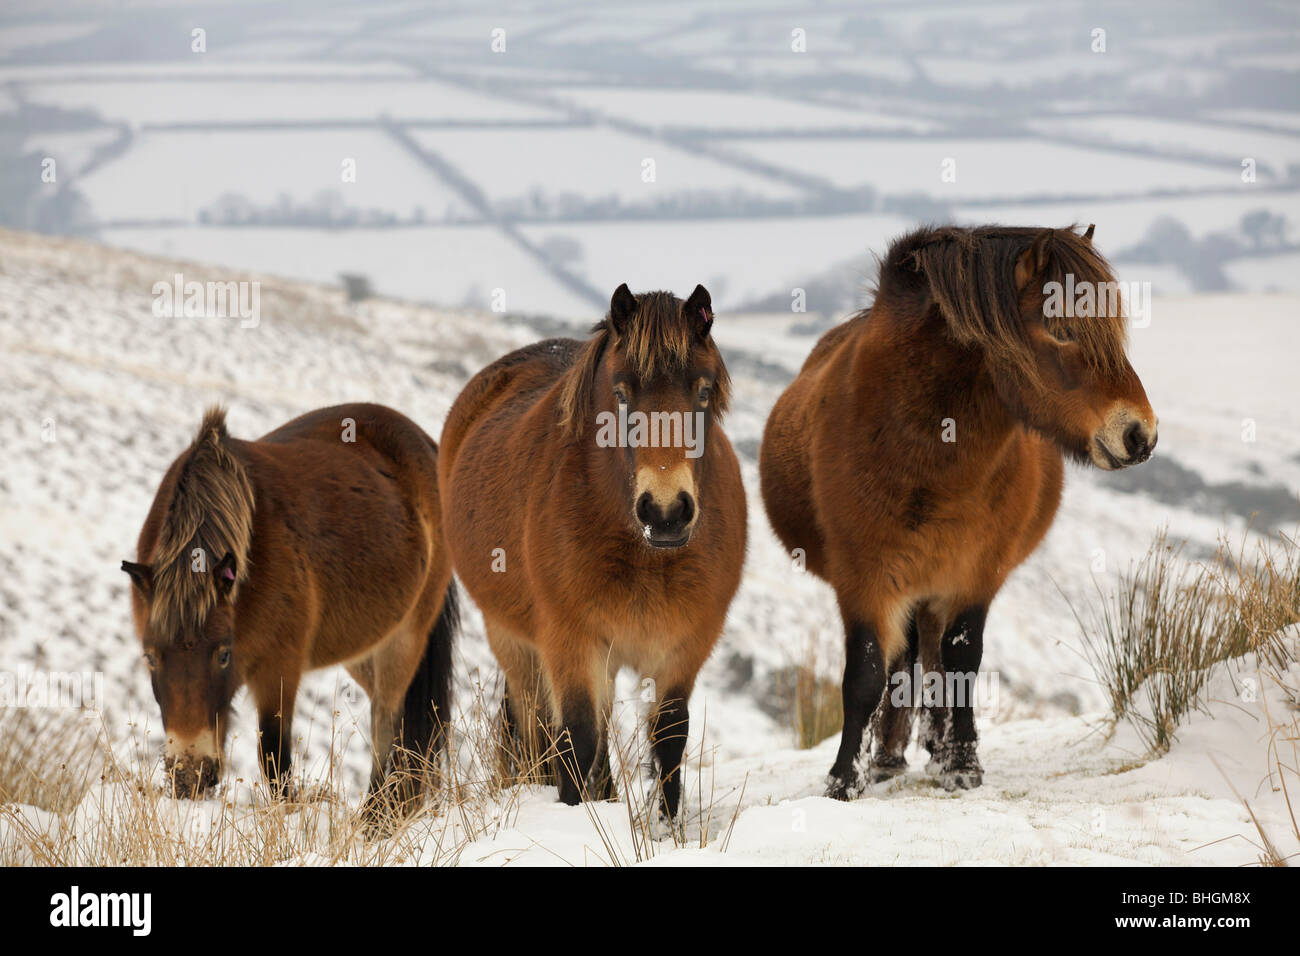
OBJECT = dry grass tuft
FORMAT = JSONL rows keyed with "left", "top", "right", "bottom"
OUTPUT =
{"left": 1075, "top": 526, "right": 1300, "bottom": 863}
{"left": 0, "top": 674, "right": 743, "bottom": 866}
{"left": 778, "top": 632, "right": 843, "bottom": 750}
{"left": 0, "top": 710, "right": 104, "bottom": 812}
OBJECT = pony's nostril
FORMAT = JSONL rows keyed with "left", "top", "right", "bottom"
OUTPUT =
{"left": 1123, "top": 421, "right": 1149, "bottom": 459}
{"left": 635, "top": 491, "right": 655, "bottom": 525}
{"left": 676, "top": 492, "right": 695, "bottom": 526}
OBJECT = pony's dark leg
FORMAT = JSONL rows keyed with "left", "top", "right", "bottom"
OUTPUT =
{"left": 869, "top": 614, "right": 919, "bottom": 783}
{"left": 590, "top": 722, "right": 616, "bottom": 801}
{"left": 915, "top": 609, "right": 948, "bottom": 773}
{"left": 489, "top": 629, "right": 552, "bottom": 785}
{"left": 916, "top": 702, "right": 947, "bottom": 773}
{"left": 499, "top": 679, "right": 523, "bottom": 779}
{"left": 253, "top": 675, "right": 299, "bottom": 799}
{"left": 555, "top": 689, "right": 599, "bottom": 806}
{"left": 258, "top": 710, "right": 294, "bottom": 797}
{"left": 649, "top": 688, "right": 689, "bottom": 819}
{"left": 363, "top": 706, "right": 405, "bottom": 817}
{"left": 827, "top": 617, "right": 886, "bottom": 800}
{"left": 938, "top": 605, "right": 988, "bottom": 791}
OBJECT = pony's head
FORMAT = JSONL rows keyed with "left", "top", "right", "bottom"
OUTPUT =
{"left": 559, "top": 283, "right": 731, "bottom": 548}
{"left": 122, "top": 408, "right": 253, "bottom": 795}
{"left": 901, "top": 224, "right": 1156, "bottom": 469}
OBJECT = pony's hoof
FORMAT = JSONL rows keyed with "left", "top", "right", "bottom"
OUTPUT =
{"left": 940, "top": 770, "right": 983, "bottom": 791}
{"left": 649, "top": 807, "right": 685, "bottom": 842}
{"left": 823, "top": 773, "right": 863, "bottom": 801}
{"left": 938, "top": 742, "right": 983, "bottom": 791}
{"left": 867, "top": 754, "right": 908, "bottom": 784}
{"left": 641, "top": 786, "right": 684, "bottom": 839}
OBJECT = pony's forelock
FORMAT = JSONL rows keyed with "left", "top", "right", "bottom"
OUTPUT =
{"left": 557, "top": 292, "right": 730, "bottom": 437}
{"left": 879, "top": 224, "right": 1130, "bottom": 388}
{"left": 146, "top": 406, "right": 255, "bottom": 643}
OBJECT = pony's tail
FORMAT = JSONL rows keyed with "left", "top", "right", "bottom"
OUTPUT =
{"left": 399, "top": 578, "right": 459, "bottom": 772}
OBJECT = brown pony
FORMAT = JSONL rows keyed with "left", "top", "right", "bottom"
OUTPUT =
{"left": 122, "top": 404, "right": 458, "bottom": 816}
{"left": 760, "top": 224, "right": 1157, "bottom": 799}
{"left": 439, "top": 284, "right": 746, "bottom": 819}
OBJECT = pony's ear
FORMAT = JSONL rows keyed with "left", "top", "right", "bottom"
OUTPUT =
{"left": 1014, "top": 230, "right": 1054, "bottom": 292}
{"left": 610, "top": 283, "right": 637, "bottom": 336}
{"left": 1081, "top": 223, "right": 1095, "bottom": 245}
{"left": 121, "top": 560, "right": 153, "bottom": 597}
{"left": 682, "top": 284, "right": 713, "bottom": 338}
{"left": 213, "top": 552, "right": 238, "bottom": 597}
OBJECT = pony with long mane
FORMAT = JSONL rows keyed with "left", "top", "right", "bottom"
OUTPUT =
{"left": 760, "top": 224, "right": 1157, "bottom": 798}
{"left": 439, "top": 283, "right": 746, "bottom": 819}
{"left": 123, "top": 404, "right": 458, "bottom": 818}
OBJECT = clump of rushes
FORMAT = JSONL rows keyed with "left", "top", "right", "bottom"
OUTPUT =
{"left": 1076, "top": 528, "right": 1299, "bottom": 756}
{"left": 783, "top": 632, "right": 844, "bottom": 750}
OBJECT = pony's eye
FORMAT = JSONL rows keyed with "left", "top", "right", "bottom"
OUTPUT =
{"left": 216, "top": 648, "right": 232, "bottom": 669}
{"left": 143, "top": 652, "right": 157, "bottom": 670}
{"left": 698, "top": 385, "right": 713, "bottom": 406}
{"left": 613, "top": 385, "right": 630, "bottom": 405}
{"left": 1049, "top": 326, "right": 1076, "bottom": 344}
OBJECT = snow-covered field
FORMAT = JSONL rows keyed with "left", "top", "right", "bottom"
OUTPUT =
{"left": 7, "top": 0, "right": 1298, "bottom": 318}
{"left": 408, "top": 126, "right": 807, "bottom": 203}
{"left": 1, "top": 228, "right": 1297, "bottom": 866}
{"left": 79, "top": 129, "right": 474, "bottom": 222}
{"left": 545, "top": 87, "right": 929, "bottom": 133}
{"left": 19, "top": 77, "right": 561, "bottom": 126}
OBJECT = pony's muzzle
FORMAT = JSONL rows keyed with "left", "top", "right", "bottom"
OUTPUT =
{"left": 164, "top": 754, "right": 220, "bottom": 797}
{"left": 1091, "top": 409, "right": 1157, "bottom": 470}
{"left": 165, "top": 730, "right": 221, "bottom": 797}
{"left": 636, "top": 490, "right": 696, "bottom": 548}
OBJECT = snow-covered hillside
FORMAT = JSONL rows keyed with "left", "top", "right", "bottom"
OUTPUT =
{"left": 1, "top": 229, "right": 1297, "bottom": 865}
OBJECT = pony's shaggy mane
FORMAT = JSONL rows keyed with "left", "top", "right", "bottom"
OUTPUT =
{"left": 557, "top": 290, "right": 731, "bottom": 437}
{"left": 876, "top": 224, "right": 1130, "bottom": 387}
{"left": 147, "top": 406, "right": 255, "bottom": 642}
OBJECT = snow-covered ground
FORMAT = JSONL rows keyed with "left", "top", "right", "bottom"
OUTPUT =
{"left": 451, "top": 646, "right": 1300, "bottom": 866}
{"left": 1, "top": 228, "right": 1297, "bottom": 865}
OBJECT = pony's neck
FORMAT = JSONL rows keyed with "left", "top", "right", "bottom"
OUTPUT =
{"left": 576, "top": 420, "right": 638, "bottom": 527}
{"left": 855, "top": 305, "right": 1021, "bottom": 478}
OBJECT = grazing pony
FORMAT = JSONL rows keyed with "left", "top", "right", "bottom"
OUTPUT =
{"left": 439, "top": 284, "right": 746, "bottom": 819}
{"left": 760, "top": 224, "right": 1157, "bottom": 798}
{"left": 123, "top": 404, "right": 458, "bottom": 817}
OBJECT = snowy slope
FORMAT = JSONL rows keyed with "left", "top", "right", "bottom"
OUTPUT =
{"left": 1, "top": 229, "right": 1297, "bottom": 865}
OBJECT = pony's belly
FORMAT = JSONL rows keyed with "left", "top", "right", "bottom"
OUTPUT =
{"left": 869, "top": 488, "right": 1043, "bottom": 611}
{"left": 308, "top": 614, "right": 407, "bottom": 669}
